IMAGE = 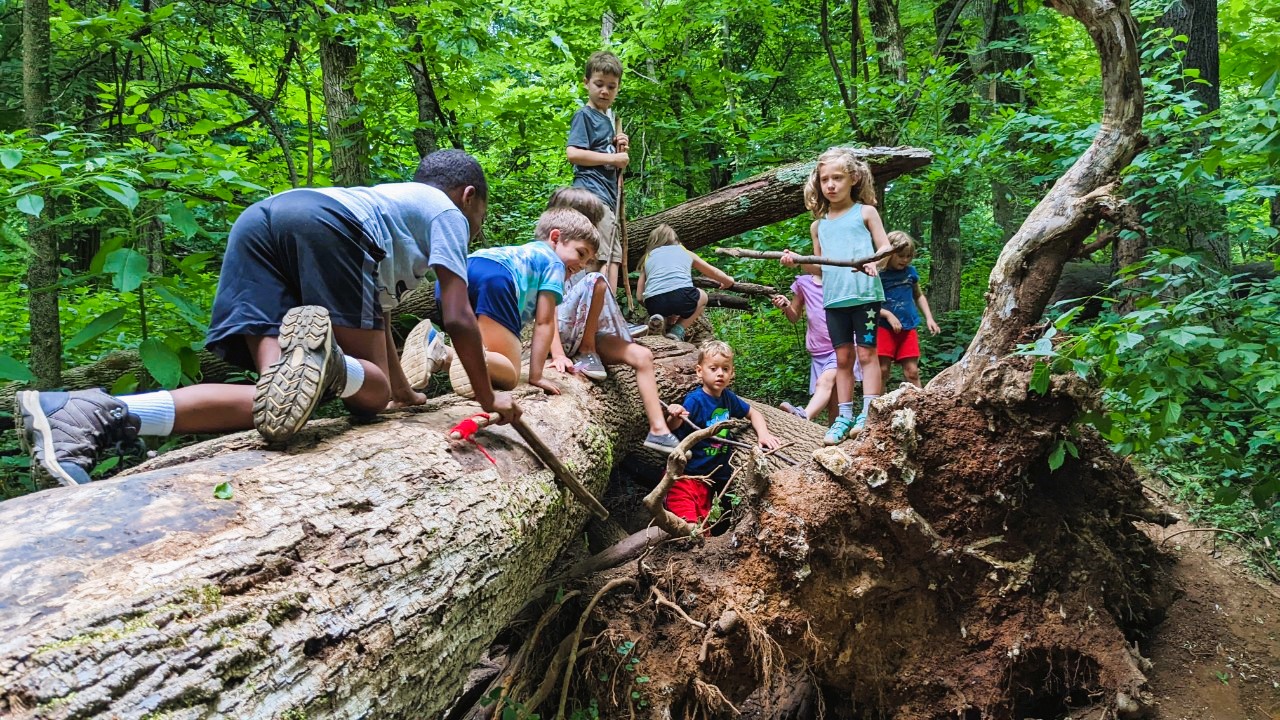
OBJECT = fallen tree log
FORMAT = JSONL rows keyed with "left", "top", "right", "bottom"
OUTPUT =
{"left": 0, "top": 340, "right": 721, "bottom": 719}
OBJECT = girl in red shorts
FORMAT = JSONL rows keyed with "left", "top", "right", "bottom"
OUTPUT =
{"left": 876, "top": 232, "right": 940, "bottom": 387}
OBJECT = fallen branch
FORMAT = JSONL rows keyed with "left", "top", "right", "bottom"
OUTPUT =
{"left": 643, "top": 422, "right": 744, "bottom": 538}
{"left": 692, "top": 277, "right": 779, "bottom": 297}
{"left": 556, "top": 578, "right": 638, "bottom": 720}
{"left": 682, "top": 416, "right": 798, "bottom": 466}
{"left": 715, "top": 241, "right": 905, "bottom": 270}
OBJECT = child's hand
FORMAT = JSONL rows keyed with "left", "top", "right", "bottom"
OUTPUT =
{"left": 667, "top": 404, "right": 688, "bottom": 424}
{"left": 779, "top": 249, "right": 799, "bottom": 267}
{"left": 927, "top": 318, "right": 941, "bottom": 335}
{"left": 531, "top": 378, "right": 561, "bottom": 395}
{"left": 612, "top": 152, "right": 630, "bottom": 169}
{"left": 720, "top": 275, "right": 735, "bottom": 290}
{"left": 548, "top": 355, "right": 576, "bottom": 374}
{"left": 757, "top": 430, "right": 782, "bottom": 450}
{"left": 615, "top": 132, "right": 630, "bottom": 152}
{"left": 883, "top": 310, "right": 902, "bottom": 332}
{"left": 770, "top": 294, "right": 790, "bottom": 310}
{"left": 859, "top": 262, "right": 880, "bottom": 277}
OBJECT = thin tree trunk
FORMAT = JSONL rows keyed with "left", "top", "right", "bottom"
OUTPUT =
{"left": 987, "top": 0, "right": 1035, "bottom": 241}
{"left": 821, "top": 0, "right": 859, "bottom": 134}
{"left": 928, "top": 179, "right": 964, "bottom": 313}
{"left": 23, "top": 0, "right": 59, "bottom": 388}
{"left": 866, "top": 0, "right": 907, "bottom": 84}
{"left": 318, "top": 3, "right": 368, "bottom": 187}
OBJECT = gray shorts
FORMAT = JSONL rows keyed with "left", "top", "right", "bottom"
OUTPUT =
{"left": 596, "top": 203, "right": 623, "bottom": 264}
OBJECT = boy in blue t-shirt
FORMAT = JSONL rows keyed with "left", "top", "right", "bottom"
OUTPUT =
{"left": 444, "top": 207, "right": 599, "bottom": 399}
{"left": 877, "top": 231, "right": 940, "bottom": 388}
{"left": 664, "top": 340, "right": 781, "bottom": 524}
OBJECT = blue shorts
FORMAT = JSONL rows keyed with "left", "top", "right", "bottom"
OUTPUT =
{"left": 206, "top": 190, "right": 384, "bottom": 370}
{"left": 466, "top": 257, "right": 522, "bottom": 337}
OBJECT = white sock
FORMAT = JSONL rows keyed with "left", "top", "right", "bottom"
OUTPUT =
{"left": 838, "top": 402, "right": 854, "bottom": 420}
{"left": 861, "top": 394, "right": 879, "bottom": 417}
{"left": 340, "top": 356, "right": 365, "bottom": 398}
{"left": 123, "top": 391, "right": 176, "bottom": 436}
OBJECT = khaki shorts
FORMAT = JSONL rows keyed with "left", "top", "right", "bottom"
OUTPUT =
{"left": 595, "top": 204, "right": 623, "bottom": 264}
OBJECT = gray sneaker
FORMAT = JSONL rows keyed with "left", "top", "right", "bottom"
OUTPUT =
{"left": 15, "top": 389, "right": 142, "bottom": 486}
{"left": 643, "top": 432, "right": 680, "bottom": 454}
{"left": 780, "top": 402, "right": 807, "bottom": 419}
{"left": 573, "top": 352, "right": 608, "bottom": 381}
{"left": 253, "top": 306, "right": 347, "bottom": 443}
{"left": 628, "top": 323, "right": 650, "bottom": 338}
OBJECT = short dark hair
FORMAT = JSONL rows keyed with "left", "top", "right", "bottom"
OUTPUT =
{"left": 584, "top": 51, "right": 622, "bottom": 80}
{"left": 413, "top": 149, "right": 488, "bottom": 200}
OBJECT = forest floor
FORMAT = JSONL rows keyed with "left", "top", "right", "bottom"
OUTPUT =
{"left": 1140, "top": 486, "right": 1280, "bottom": 720}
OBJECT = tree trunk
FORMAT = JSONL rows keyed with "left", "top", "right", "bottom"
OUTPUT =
{"left": 986, "top": 0, "right": 1035, "bottom": 242}
{"left": 933, "top": 0, "right": 1146, "bottom": 390}
{"left": 23, "top": 0, "right": 60, "bottom": 389}
{"left": 928, "top": 178, "right": 965, "bottom": 313}
{"left": 318, "top": 4, "right": 368, "bottom": 187}
{"left": 866, "top": 0, "right": 907, "bottom": 84}
{"left": 0, "top": 343, "right": 712, "bottom": 718}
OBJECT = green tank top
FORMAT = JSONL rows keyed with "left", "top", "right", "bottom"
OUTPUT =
{"left": 817, "top": 204, "right": 884, "bottom": 308}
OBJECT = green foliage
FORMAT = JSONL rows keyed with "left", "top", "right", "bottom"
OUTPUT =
{"left": 1034, "top": 251, "right": 1280, "bottom": 548}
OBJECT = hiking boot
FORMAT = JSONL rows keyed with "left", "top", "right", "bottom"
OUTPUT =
{"left": 253, "top": 306, "right": 346, "bottom": 443}
{"left": 664, "top": 324, "right": 686, "bottom": 342}
{"left": 647, "top": 314, "right": 665, "bottom": 335}
{"left": 643, "top": 432, "right": 680, "bottom": 454}
{"left": 823, "top": 415, "right": 856, "bottom": 446}
{"left": 779, "top": 401, "right": 807, "bottom": 419}
{"left": 401, "top": 319, "right": 452, "bottom": 390}
{"left": 573, "top": 352, "right": 608, "bottom": 381}
{"left": 15, "top": 389, "right": 142, "bottom": 486}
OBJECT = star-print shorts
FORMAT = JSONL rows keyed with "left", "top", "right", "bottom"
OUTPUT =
{"left": 826, "top": 302, "right": 881, "bottom": 349}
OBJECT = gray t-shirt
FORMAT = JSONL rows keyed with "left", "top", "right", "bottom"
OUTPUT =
{"left": 309, "top": 183, "right": 471, "bottom": 311}
{"left": 567, "top": 104, "right": 618, "bottom": 207}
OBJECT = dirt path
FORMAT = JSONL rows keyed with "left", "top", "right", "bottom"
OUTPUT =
{"left": 1142, "top": 518, "right": 1280, "bottom": 720}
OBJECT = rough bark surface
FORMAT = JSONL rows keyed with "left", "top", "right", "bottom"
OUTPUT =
{"left": 318, "top": 6, "right": 368, "bottom": 188}
{"left": 0, "top": 341, "right": 703, "bottom": 719}
{"left": 23, "top": 0, "right": 60, "bottom": 389}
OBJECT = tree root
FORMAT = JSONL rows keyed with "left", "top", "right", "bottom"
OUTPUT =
{"left": 644, "top": 421, "right": 747, "bottom": 538}
{"left": 556, "top": 578, "right": 638, "bottom": 720}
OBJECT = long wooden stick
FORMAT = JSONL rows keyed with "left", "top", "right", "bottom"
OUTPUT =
{"left": 614, "top": 114, "right": 635, "bottom": 312}
{"left": 692, "top": 276, "right": 779, "bottom": 297}
{"left": 681, "top": 416, "right": 798, "bottom": 466}
{"left": 450, "top": 414, "right": 610, "bottom": 520}
{"left": 714, "top": 241, "right": 905, "bottom": 270}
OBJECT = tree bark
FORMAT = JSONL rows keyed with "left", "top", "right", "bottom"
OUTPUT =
{"left": 0, "top": 343, "right": 708, "bottom": 719}
{"left": 23, "top": 0, "right": 60, "bottom": 389}
{"left": 933, "top": 0, "right": 1146, "bottom": 390}
{"left": 926, "top": 0, "right": 972, "bottom": 314}
{"left": 820, "top": 0, "right": 860, "bottom": 135}
{"left": 866, "top": 0, "right": 908, "bottom": 84}
{"left": 318, "top": 3, "right": 369, "bottom": 187}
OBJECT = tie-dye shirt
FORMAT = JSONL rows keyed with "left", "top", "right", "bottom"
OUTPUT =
{"left": 470, "top": 241, "right": 566, "bottom": 326}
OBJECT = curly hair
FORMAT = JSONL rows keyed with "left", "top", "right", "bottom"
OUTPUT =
{"left": 803, "top": 147, "right": 877, "bottom": 218}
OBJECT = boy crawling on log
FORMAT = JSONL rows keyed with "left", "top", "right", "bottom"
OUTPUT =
{"left": 664, "top": 340, "right": 781, "bottom": 523}
{"left": 16, "top": 150, "right": 518, "bottom": 486}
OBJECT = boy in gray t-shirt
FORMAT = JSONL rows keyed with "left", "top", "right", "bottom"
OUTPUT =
{"left": 566, "top": 50, "right": 630, "bottom": 293}
{"left": 16, "top": 150, "right": 520, "bottom": 487}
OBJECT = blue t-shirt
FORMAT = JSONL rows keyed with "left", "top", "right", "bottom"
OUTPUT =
{"left": 879, "top": 265, "right": 921, "bottom": 331}
{"left": 470, "top": 242, "right": 566, "bottom": 326}
{"left": 675, "top": 387, "right": 751, "bottom": 478}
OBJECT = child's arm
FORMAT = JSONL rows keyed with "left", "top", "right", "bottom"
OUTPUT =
{"left": 636, "top": 264, "right": 647, "bottom": 300}
{"left": 566, "top": 146, "right": 629, "bottom": 170}
{"left": 665, "top": 403, "right": 688, "bottom": 430}
{"left": 746, "top": 407, "right": 781, "bottom": 450}
{"left": 528, "top": 291, "right": 561, "bottom": 394}
{"left": 691, "top": 256, "right": 735, "bottom": 289}
{"left": 547, "top": 320, "right": 575, "bottom": 373}
{"left": 384, "top": 312, "right": 426, "bottom": 408}
{"left": 913, "top": 282, "right": 941, "bottom": 335}
{"left": 437, "top": 268, "right": 520, "bottom": 423}
{"left": 860, "top": 207, "right": 892, "bottom": 278}
{"left": 879, "top": 307, "right": 902, "bottom": 332}
{"left": 771, "top": 290, "right": 804, "bottom": 323}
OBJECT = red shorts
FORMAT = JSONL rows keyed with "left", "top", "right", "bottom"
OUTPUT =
{"left": 665, "top": 476, "right": 711, "bottom": 523}
{"left": 877, "top": 326, "right": 920, "bottom": 361}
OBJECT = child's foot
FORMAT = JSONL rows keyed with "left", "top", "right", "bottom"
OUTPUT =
{"left": 823, "top": 415, "right": 856, "bottom": 446}
{"left": 664, "top": 325, "right": 686, "bottom": 342}
{"left": 779, "top": 402, "right": 807, "bottom": 419}
{"left": 253, "top": 306, "right": 346, "bottom": 443}
{"left": 15, "top": 389, "right": 142, "bottom": 486}
{"left": 647, "top": 314, "right": 665, "bottom": 335}
{"left": 852, "top": 413, "right": 868, "bottom": 433}
{"left": 401, "top": 319, "right": 451, "bottom": 390}
{"left": 643, "top": 432, "right": 680, "bottom": 454}
{"left": 572, "top": 352, "right": 608, "bottom": 381}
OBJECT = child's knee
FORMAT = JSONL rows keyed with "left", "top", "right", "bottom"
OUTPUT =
{"left": 628, "top": 344, "right": 654, "bottom": 370}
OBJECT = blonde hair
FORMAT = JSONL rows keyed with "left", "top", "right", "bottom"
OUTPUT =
{"left": 886, "top": 230, "right": 916, "bottom": 255}
{"left": 646, "top": 223, "right": 681, "bottom": 253}
{"left": 584, "top": 51, "right": 622, "bottom": 80}
{"left": 697, "top": 340, "right": 735, "bottom": 365}
{"left": 535, "top": 207, "right": 600, "bottom": 252}
{"left": 547, "top": 187, "right": 605, "bottom": 226}
{"left": 804, "top": 147, "right": 877, "bottom": 218}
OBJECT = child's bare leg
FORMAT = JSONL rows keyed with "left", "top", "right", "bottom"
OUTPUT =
{"left": 578, "top": 277, "right": 607, "bottom": 356}
{"left": 878, "top": 356, "right": 894, "bottom": 387}
{"left": 597, "top": 335, "right": 672, "bottom": 436}
{"left": 477, "top": 315, "right": 521, "bottom": 390}
{"left": 857, "top": 345, "right": 883, "bottom": 396}
{"left": 331, "top": 326, "right": 394, "bottom": 414}
{"left": 805, "top": 368, "right": 837, "bottom": 420}
{"left": 603, "top": 262, "right": 620, "bottom": 294}
{"left": 677, "top": 289, "right": 709, "bottom": 330}
{"left": 168, "top": 336, "right": 281, "bottom": 434}
{"left": 900, "top": 358, "right": 922, "bottom": 387}
{"left": 833, "top": 344, "right": 857, "bottom": 404}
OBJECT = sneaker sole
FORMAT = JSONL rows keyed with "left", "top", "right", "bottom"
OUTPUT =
{"left": 401, "top": 320, "right": 438, "bottom": 391}
{"left": 253, "top": 306, "right": 336, "bottom": 443}
{"left": 642, "top": 440, "right": 677, "bottom": 454}
{"left": 647, "top": 315, "right": 665, "bottom": 334}
{"left": 15, "top": 392, "right": 82, "bottom": 486}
